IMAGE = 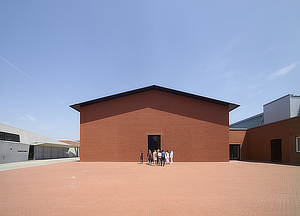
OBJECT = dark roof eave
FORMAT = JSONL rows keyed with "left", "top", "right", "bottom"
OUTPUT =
{"left": 70, "top": 104, "right": 81, "bottom": 112}
{"left": 228, "top": 103, "right": 240, "bottom": 112}
{"left": 70, "top": 85, "right": 240, "bottom": 112}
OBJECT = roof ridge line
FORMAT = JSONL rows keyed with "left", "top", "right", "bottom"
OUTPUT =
{"left": 70, "top": 85, "right": 239, "bottom": 112}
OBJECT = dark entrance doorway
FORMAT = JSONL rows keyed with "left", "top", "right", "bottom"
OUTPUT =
{"left": 271, "top": 139, "right": 282, "bottom": 163}
{"left": 229, "top": 144, "right": 240, "bottom": 160}
{"left": 148, "top": 135, "right": 161, "bottom": 153}
{"left": 28, "top": 145, "right": 34, "bottom": 160}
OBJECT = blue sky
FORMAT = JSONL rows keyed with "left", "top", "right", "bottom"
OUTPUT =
{"left": 1, "top": 1, "right": 299, "bottom": 141}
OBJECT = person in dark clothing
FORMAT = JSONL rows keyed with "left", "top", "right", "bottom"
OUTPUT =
{"left": 140, "top": 151, "right": 143, "bottom": 163}
{"left": 147, "top": 150, "right": 153, "bottom": 164}
{"left": 161, "top": 150, "right": 166, "bottom": 166}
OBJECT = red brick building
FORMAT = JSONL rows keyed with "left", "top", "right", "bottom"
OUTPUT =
{"left": 71, "top": 85, "right": 239, "bottom": 162}
{"left": 230, "top": 117, "right": 300, "bottom": 164}
{"left": 229, "top": 94, "right": 300, "bottom": 165}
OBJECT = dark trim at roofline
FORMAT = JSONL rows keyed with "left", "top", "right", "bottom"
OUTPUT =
{"left": 229, "top": 128, "right": 248, "bottom": 131}
{"left": 70, "top": 85, "right": 239, "bottom": 112}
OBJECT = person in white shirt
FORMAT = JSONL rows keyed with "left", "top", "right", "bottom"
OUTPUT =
{"left": 152, "top": 150, "right": 157, "bottom": 165}
{"left": 165, "top": 150, "right": 170, "bottom": 164}
{"left": 170, "top": 150, "right": 173, "bottom": 164}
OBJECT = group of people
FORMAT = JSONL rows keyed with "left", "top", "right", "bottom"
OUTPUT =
{"left": 140, "top": 149, "right": 173, "bottom": 166}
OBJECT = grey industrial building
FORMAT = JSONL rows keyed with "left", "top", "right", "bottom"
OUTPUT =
{"left": 0, "top": 123, "right": 79, "bottom": 164}
{"left": 230, "top": 94, "right": 300, "bottom": 129}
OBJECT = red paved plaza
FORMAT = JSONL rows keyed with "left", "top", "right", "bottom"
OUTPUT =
{"left": 1, "top": 161, "right": 300, "bottom": 215}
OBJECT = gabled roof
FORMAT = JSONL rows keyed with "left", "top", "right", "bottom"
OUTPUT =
{"left": 70, "top": 85, "right": 239, "bottom": 112}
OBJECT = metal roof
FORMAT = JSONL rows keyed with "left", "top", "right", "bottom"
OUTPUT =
{"left": 230, "top": 113, "right": 264, "bottom": 129}
{"left": 70, "top": 85, "right": 240, "bottom": 112}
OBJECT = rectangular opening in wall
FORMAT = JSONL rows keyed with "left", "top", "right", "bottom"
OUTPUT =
{"left": 148, "top": 135, "right": 161, "bottom": 153}
{"left": 229, "top": 144, "right": 240, "bottom": 160}
{"left": 5, "top": 133, "right": 20, "bottom": 142}
{"left": 271, "top": 139, "right": 282, "bottom": 163}
{"left": 0, "top": 131, "right": 20, "bottom": 142}
{"left": 296, "top": 137, "right": 300, "bottom": 152}
{"left": 0, "top": 132, "right": 5, "bottom": 140}
{"left": 28, "top": 145, "right": 34, "bottom": 160}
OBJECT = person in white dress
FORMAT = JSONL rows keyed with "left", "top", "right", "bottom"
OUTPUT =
{"left": 153, "top": 150, "right": 157, "bottom": 165}
{"left": 170, "top": 150, "right": 173, "bottom": 164}
{"left": 165, "top": 150, "right": 170, "bottom": 164}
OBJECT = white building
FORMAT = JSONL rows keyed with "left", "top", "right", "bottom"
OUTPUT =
{"left": 263, "top": 94, "right": 300, "bottom": 125}
{"left": 0, "top": 123, "right": 79, "bottom": 164}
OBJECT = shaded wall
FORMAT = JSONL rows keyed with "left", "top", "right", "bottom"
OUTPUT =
{"left": 33, "top": 146, "right": 79, "bottom": 160}
{"left": 229, "top": 130, "right": 248, "bottom": 160}
{"left": 80, "top": 90, "right": 229, "bottom": 162}
{"left": 247, "top": 116, "right": 300, "bottom": 164}
{"left": 289, "top": 117, "right": 300, "bottom": 164}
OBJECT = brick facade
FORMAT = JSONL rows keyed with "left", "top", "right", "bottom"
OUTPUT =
{"left": 247, "top": 116, "right": 300, "bottom": 164}
{"left": 72, "top": 85, "right": 300, "bottom": 164}
{"left": 230, "top": 116, "right": 300, "bottom": 164}
{"left": 79, "top": 89, "right": 230, "bottom": 162}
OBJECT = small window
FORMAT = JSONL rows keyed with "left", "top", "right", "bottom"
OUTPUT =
{"left": 0, "top": 132, "right": 5, "bottom": 140}
{"left": 297, "top": 137, "right": 300, "bottom": 152}
{"left": 7, "top": 133, "right": 20, "bottom": 142}
{"left": 0, "top": 131, "right": 20, "bottom": 142}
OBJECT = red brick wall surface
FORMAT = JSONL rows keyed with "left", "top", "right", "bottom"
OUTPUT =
{"left": 246, "top": 116, "right": 300, "bottom": 164}
{"left": 229, "top": 130, "right": 248, "bottom": 160}
{"left": 80, "top": 90, "right": 229, "bottom": 162}
{"left": 289, "top": 117, "right": 300, "bottom": 164}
